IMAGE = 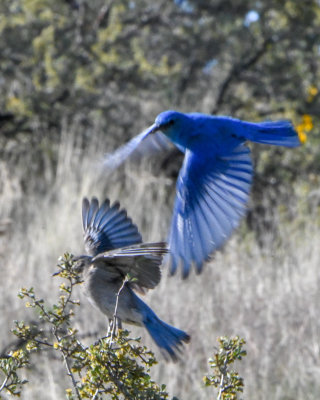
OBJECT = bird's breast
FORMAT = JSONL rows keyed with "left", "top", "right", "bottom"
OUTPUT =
{"left": 82, "top": 267, "right": 143, "bottom": 325}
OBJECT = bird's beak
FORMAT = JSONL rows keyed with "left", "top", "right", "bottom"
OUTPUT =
{"left": 147, "top": 123, "right": 160, "bottom": 134}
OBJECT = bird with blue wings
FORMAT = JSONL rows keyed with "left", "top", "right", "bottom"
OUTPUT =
{"left": 72, "top": 197, "right": 190, "bottom": 360}
{"left": 104, "top": 110, "right": 301, "bottom": 278}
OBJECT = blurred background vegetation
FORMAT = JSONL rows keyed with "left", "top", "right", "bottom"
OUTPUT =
{"left": 0, "top": 0, "right": 320, "bottom": 399}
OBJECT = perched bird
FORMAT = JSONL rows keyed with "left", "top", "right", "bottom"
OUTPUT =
{"left": 104, "top": 110, "right": 301, "bottom": 278}
{"left": 73, "top": 197, "right": 190, "bottom": 360}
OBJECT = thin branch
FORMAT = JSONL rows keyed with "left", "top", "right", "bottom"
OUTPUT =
{"left": 92, "top": 388, "right": 99, "bottom": 399}
{"left": 52, "top": 275, "right": 82, "bottom": 398}
{"left": 217, "top": 355, "right": 229, "bottom": 400}
{"left": 212, "top": 37, "right": 273, "bottom": 114}
{"left": 104, "top": 361, "right": 132, "bottom": 399}
{"left": 0, "top": 374, "right": 9, "bottom": 392}
{"left": 110, "top": 277, "right": 128, "bottom": 342}
{"left": 94, "top": 0, "right": 115, "bottom": 29}
{"left": 53, "top": 322, "right": 81, "bottom": 399}
{"left": 60, "top": 347, "right": 81, "bottom": 400}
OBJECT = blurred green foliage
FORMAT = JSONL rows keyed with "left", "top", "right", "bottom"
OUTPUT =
{"left": 204, "top": 337, "right": 246, "bottom": 400}
{"left": 1, "top": 1, "right": 319, "bottom": 202}
{"left": 1, "top": 1, "right": 319, "bottom": 172}
{"left": 0, "top": 255, "right": 173, "bottom": 399}
{"left": 0, "top": 255, "right": 247, "bottom": 399}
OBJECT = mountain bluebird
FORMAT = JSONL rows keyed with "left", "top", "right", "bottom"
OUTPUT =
{"left": 73, "top": 197, "right": 190, "bottom": 360}
{"left": 104, "top": 110, "right": 300, "bottom": 278}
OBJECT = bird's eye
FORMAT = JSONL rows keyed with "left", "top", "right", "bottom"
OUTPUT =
{"left": 166, "top": 119, "right": 175, "bottom": 127}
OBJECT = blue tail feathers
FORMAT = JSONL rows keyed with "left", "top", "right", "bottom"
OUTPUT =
{"left": 144, "top": 314, "right": 190, "bottom": 361}
{"left": 240, "top": 120, "right": 300, "bottom": 147}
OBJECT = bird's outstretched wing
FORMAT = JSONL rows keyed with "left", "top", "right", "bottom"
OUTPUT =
{"left": 93, "top": 242, "right": 168, "bottom": 291}
{"left": 82, "top": 197, "right": 142, "bottom": 256}
{"left": 103, "top": 127, "right": 172, "bottom": 169}
{"left": 167, "top": 144, "right": 253, "bottom": 278}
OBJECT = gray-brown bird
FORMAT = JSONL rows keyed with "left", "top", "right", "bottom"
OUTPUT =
{"left": 73, "top": 197, "right": 190, "bottom": 360}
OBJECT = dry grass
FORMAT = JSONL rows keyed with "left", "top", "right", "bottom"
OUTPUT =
{"left": 0, "top": 123, "right": 319, "bottom": 399}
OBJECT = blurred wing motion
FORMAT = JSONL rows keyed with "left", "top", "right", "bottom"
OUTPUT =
{"left": 82, "top": 197, "right": 142, "bottom": 256}
{"left": 103, "top": 126, "right": 172, "bottom": 169}
{"left": 129, "top": 131, "right": 173, "bottom": 162}
{"left": 168, "top": 144, "right": 253, "bottom": 278}
{"left": 93, "top": 242, "right": 168, "bottom": 291}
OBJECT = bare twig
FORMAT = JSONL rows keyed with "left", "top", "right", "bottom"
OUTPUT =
{"left": 59, "top": 343, "right": 81, "bottom": 400}
{"left": 92, "top": 388, "right": 99, "bottom": 399}
{"left": 53, "top": 322, "right": 81, "bottom": 398}
{"left": 95, "top": 0, "right": 115, "bottom": 29}
{"left": 52, "top": 275, "right": 82, "bottom": 399}
{"left": 0, "top": 374, "right": 9, "bottom": 392}
{"left": 217, "top": 354, "right": 229, "bottom": 400}
{"left": 212, "top": 37, "right": 273, "bottom": 114}
{"left": 110, "top": 276, "right": 128, "bottom": 342}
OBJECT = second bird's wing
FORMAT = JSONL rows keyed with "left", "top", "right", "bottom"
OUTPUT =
{"left": 92, "top": 242, "right": 168, "bottom": 292}
{"left": 82, "top": 197, "right": 142, "bottom": 256}
{"left": 103, "top": 127, "right": 172, "bottom": 169}
{"left": 167, "top": 143, "right": 253, "bottom": 278}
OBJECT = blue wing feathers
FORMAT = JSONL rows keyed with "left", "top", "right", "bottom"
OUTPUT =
{"left": 85, "top": 198, "right": 99, "bottom": 228}
{"left": 109, "top": 231, "right": 142, "bottom": 243}
{"left": 180, "top": 218, "right": 193, "bottom": 278}
{"left": 97, "top": 204, "right": 126, "bottom": 231}
{"left": 190, "top": 201, "right": 212, "bottom": 258}
{"left": 208, "top": 183, "right": 246, "bottom": 219}
{"left": 83, "top": 198, "right": 142, "bottom": 256}
{"left": 104, "top": 110, "right": 299, "bottom": 277}
{"left": 100, "top": 210, "right": 128, "bottom": 233}
{"left": 95, "top": 204, "right": 119, "bottom": 230}
{"left": 189, "top": 214, "right": 205, "bottom": 272}
{"left": 168, "top": 144, "right": 253, "bottom": 276}
{"left": 212, "top": 176, "right": 250, "bottom": 203}
{"left": 103, "top": 124, "right": 168, "bottom": 169}
{"left": 82, "top": 198, "right": 90, "bottom": 231}
{"left": 93, "top": 199, "right": 111, "bottom": 227}
{"left": 202, "top": 187, "right": 237, "bottom": 232}
{"left": 106, "top": 224, "right": 139, "bottom": 237}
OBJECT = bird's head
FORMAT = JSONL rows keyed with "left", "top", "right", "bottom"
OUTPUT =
{"left": 71, "top": 255, "right": 92, "bottom": 274}
{"left": 149, "top": 110, "right": 190, "bottom": 146}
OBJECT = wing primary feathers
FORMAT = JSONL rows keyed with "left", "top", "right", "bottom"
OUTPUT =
{"left": 93, "top": 198, "right": 111, "bottom": 228}
{"left": 98, "top": 242, "right": 168, "bottom": 258}
{"left": 82, "top": 198, "right": 90, "bottom": 231}
{"left": 86, "top": 197, "right": 99, "bottom": 229}
{"left": 82, "top": 197, "right": 142, "bottom": 255}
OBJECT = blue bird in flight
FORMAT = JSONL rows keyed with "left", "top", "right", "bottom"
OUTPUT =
{"left": 73, "top": 197, "right": 190, "bottom": 360}
{"left": 104, "top": 110, "right": 300, "bottom": 278}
